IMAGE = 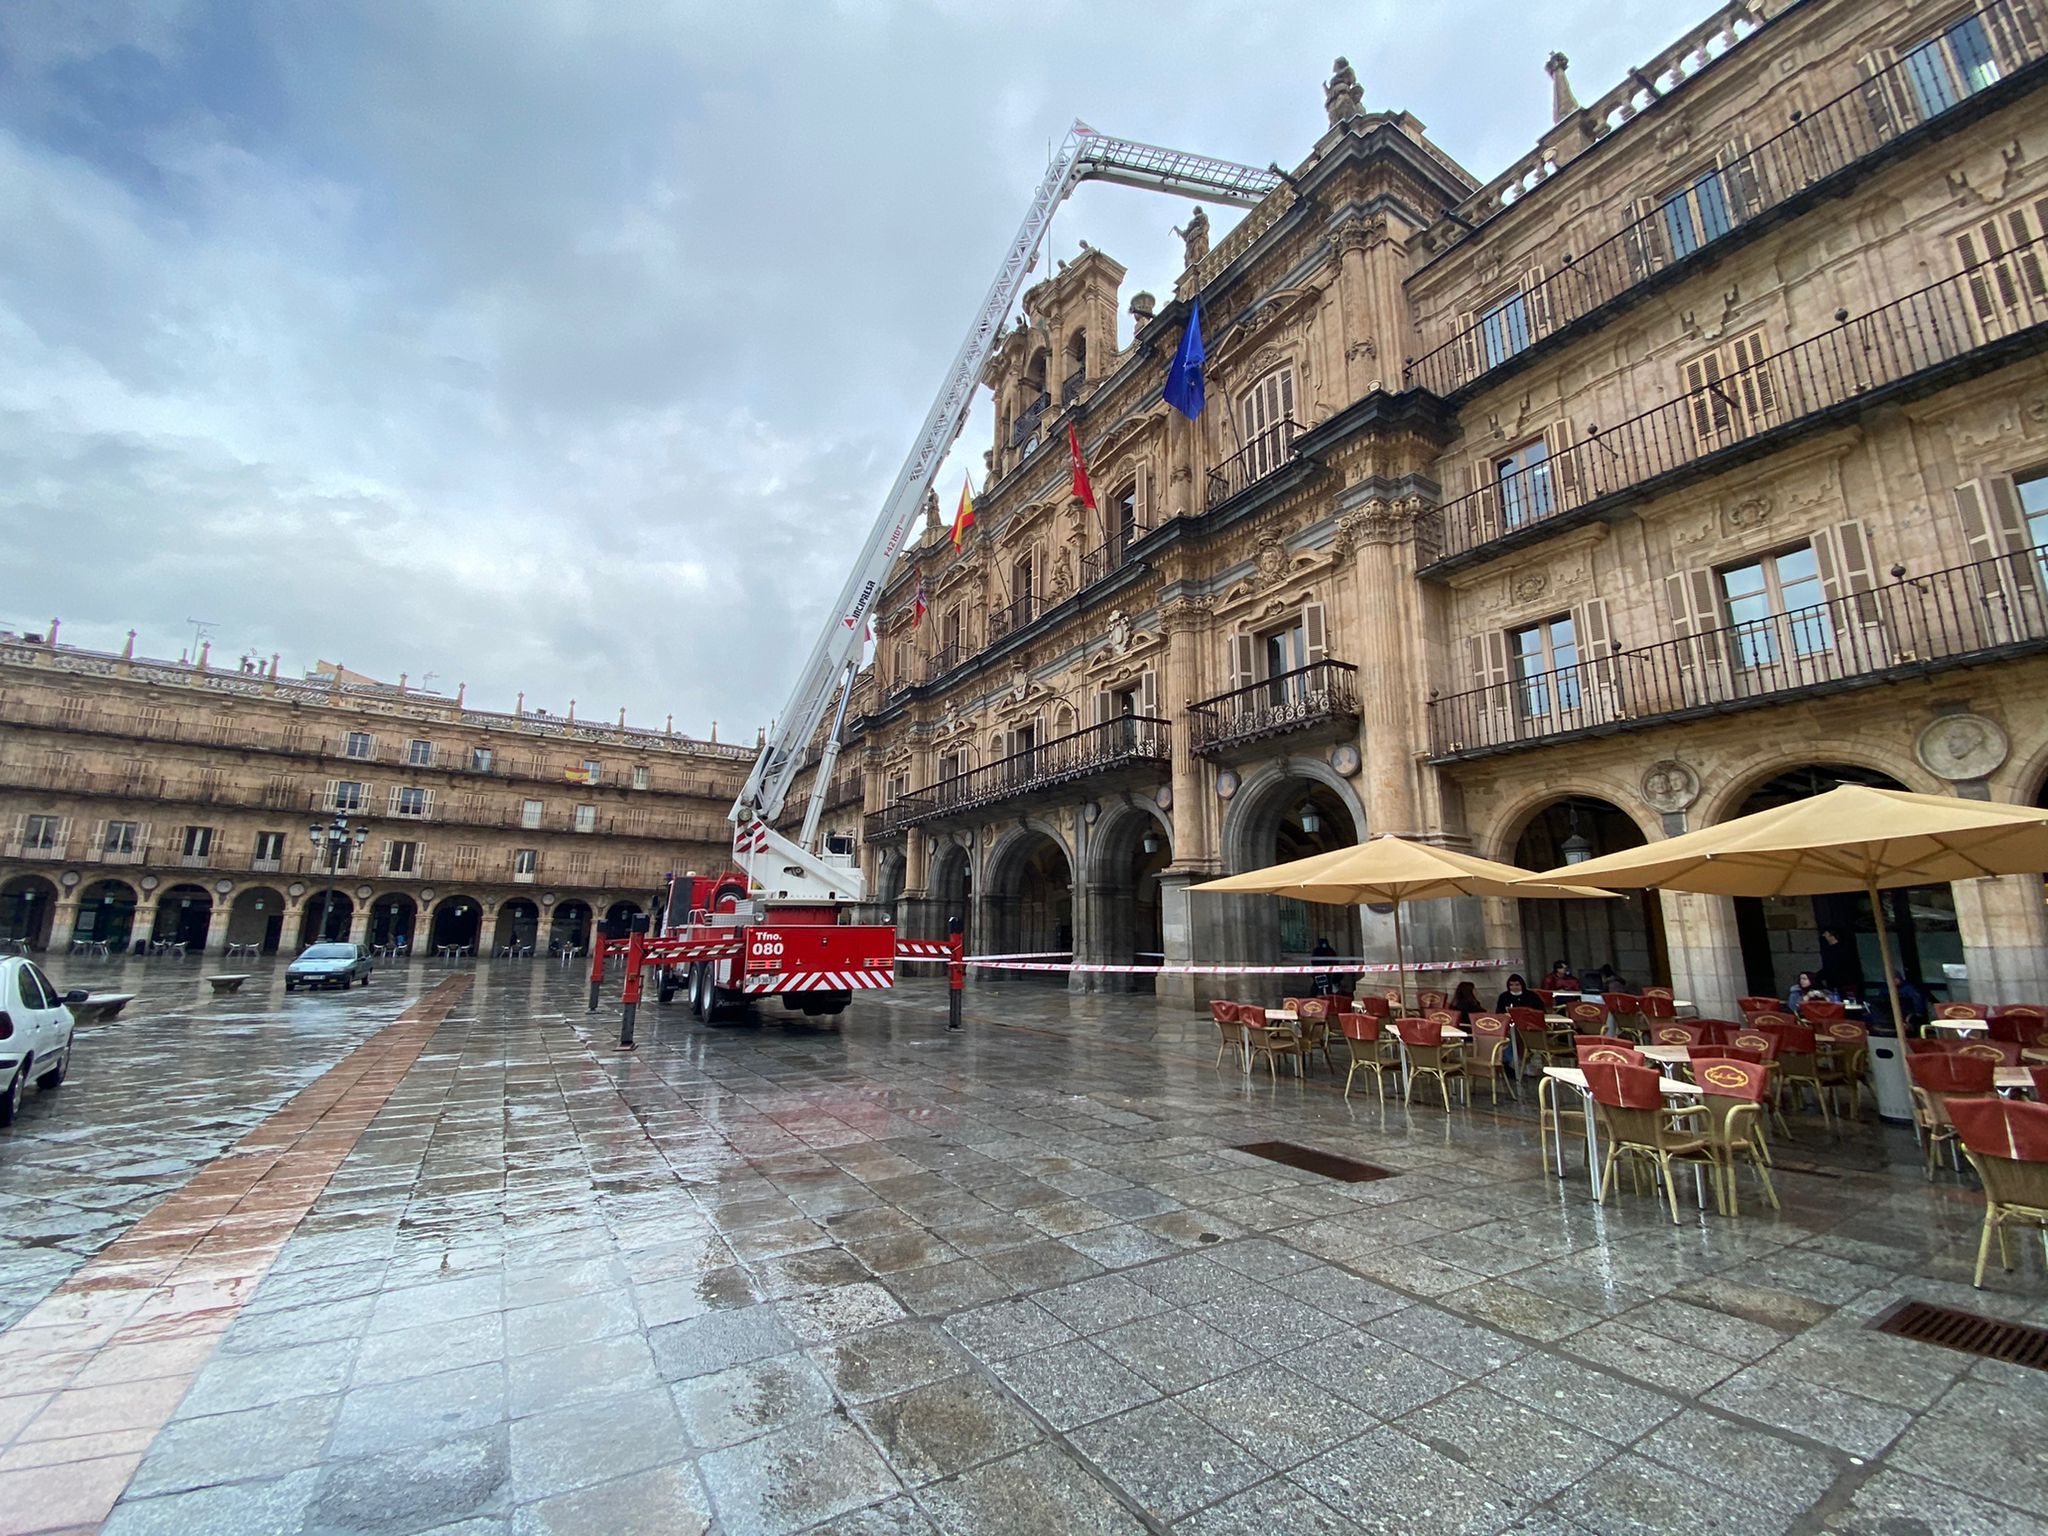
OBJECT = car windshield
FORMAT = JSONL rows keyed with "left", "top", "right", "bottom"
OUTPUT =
{"left": 301, "top": 944, "right": 355, "bottom": 960}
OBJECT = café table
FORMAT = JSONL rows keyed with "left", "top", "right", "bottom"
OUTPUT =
{"left": 1927, "top": 1018, "right": 1988, "bottom": 1034}
{"left": 1542, "top": 1065, "right": 1703, "bottom": 1197}
{"left": 1997, "top": 1066, "right": 2041, "bottom": 1094}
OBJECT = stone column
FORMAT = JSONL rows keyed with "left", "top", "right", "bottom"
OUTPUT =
{"left": 1662, "top": 890, "right": 1744, "bottom": 1021}
{"left": 203, "top": 899, "right": 233, "bottom": 957}
{"left": 1953, "top": 875, "right": 2048, "bottom": 1004}
{"left": 50, "top": 892, "right": 80, "bottom": 952}
{"left": 1158, "top": 595, "right": 1217, "bottom": 1003}
{"left": 347, "top": 901, "right": 373, "bottom": 947}
{"left": 1340, "top": 494, "right": 1423, "bottom": 837}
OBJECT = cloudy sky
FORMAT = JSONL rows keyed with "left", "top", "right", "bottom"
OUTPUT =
{"left": 2, "top": 0, "right": 1688, "bottom": 740}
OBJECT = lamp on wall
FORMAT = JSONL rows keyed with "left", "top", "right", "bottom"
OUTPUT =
{"left": 1297, "top": 800, "right": 1322, "bottom": 836}
{"left": 1560, "top": 804, "right": 1593, "bottom": 865}
{"left": 1142, "top": 829, "right": 1161, "bottom": 855}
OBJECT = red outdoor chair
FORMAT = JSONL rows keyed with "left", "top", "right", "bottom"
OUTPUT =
{"left": 1948, "top": 1097, "right": 2048, "bottom": 1287}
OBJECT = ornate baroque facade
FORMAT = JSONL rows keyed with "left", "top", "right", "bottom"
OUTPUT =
{"left": 0, "top": 636, "right": 754, "bottom": 956}
{"left": 856, "top": 0, "right": 2048, "bottom": 1015}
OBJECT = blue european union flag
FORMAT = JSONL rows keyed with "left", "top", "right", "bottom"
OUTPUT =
{"left": 1163, "top": 295, "right": 1205, "bottom": 420}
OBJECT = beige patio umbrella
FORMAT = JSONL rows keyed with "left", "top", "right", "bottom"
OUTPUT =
{"left": 1516, "top": 783, "right": 2048, "bottom": 1035}
{"left": 1192, "top": 834, "right": 1613, "bottom": 1000}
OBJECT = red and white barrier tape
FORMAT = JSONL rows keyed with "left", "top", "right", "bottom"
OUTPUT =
{"left": 896, "top": 956, "right": 1522, "bottom": 976}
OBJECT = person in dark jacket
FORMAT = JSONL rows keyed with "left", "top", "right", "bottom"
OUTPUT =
{"left": 1496, "top": 973, "right": 1535, "bottom": 1013}
{"left": 1450, "top": 980, "right": 1483, "bottom": 1022}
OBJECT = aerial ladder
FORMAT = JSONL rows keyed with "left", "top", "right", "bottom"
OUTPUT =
{"left": 649, "top": 125, "right": 1284, "bottom": 1026}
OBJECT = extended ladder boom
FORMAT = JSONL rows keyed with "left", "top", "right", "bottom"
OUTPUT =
{"left": 734, "top": 124, "right": 1280, "bottom": 899}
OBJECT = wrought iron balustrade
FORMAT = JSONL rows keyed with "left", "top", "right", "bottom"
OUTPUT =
{"left": 1427, "top": 544, "right": 2048, "bottom": 760}
{"left": 1061, "top": 368, "right": 1086, "bottom": 405}
{"left": 1080, "top": 519, "right": 1155, "bottom": 590}
{"left": 1010, "top": 392, "right": 1052, "bottom": 447}
{"left": 922, "top": 642, "right": 964, "bottom": 684}
{"left": 987, "top": 594, "right": 1042, "bottom": 643}
{"left": 1206, "top": 421, "right": 1301, "bottom": 507}
{"left": 1417, "top": 238, "right": 2048, "bottom": 572}
{"left": 1407, "top": 0, "right": 2048, "bottom": 400}
{"left": 1189, "top": 661, "right": 1361, "bottom": 755}
{"left": 863, "top": 804, "right": 912, "bottom": 841}
{"left": 896, "top": 715, "right": 1172, "bottom": 825}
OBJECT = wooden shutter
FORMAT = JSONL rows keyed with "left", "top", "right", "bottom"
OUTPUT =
{"left": 1682, "top": 351, "right": 1730, "bottom": 442}
{"left": 1545, "top": 422, "right": 1580, "bottom": 507}
{"left": 1134, "top": 463, "right": 1152, "bottom": 531}
{"left": 1663, "top": 567, "right": 1726, "bottom": 667}
{"left": 323, "top": 778, "right": 339, "bottom": 809}
{"left": 87, "top": 819, "right": 106, "bottom": 854}
{"left": 1466, "top": 631, "right": 1512, "bottom": 747}
{"left": 1857, "top": 53, "right": 1903, "bottom": 140}
{"left": 1572, "top": 599, "right": 1617, "bottom": 718}
{"left": 1522, "top": 268, "right": 1552, "bottom": 338}
{"left": 1226, "top": 633, "right": 1256, "bottom": 694}
{"left": 1139, "top": 670, "right": 1159, "bottom": 717}
{"left": 1302, "top": 604, "right": 1328, "bottom": 666}
{"left": 1721, "top": 139, "right": 1762, "bottom": 220}
{"left": 1814, "top": 520, "right": 1880, "bottom": 626}
{"left": 1987, "top": 1, "right": 2044, "bottom": 59}
{"left": 1729, "top": 330, "right": 1777, "bottom": 425}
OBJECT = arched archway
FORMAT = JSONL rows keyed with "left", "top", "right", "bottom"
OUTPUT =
{"left": 1086, "top": 804, "right": 1172, "bottom": 991}
{"left": 550, "top": 899, "right": 592, "bottom": 955}
{"left": 931, "top": 843, "right": 971, "bottom": 947}
{"left": 985, "top": 828, "right": 1072, "bottom": 973}
{"left": 297, "top": 891, "right": 354, "bottom": 948}
{"left": 429, "top": 895, "right": 483, "bottom": 953}
{"left": 370, "top": 894, "right": 417, "bottom": 953}
{"left": 1721, "top": 763, "right": 1956, "bottom": 1004}
{"left": 1216, "top": 766, "right": 1366, "bottom": 964}
{"left": 228, "top": 886, "right": 287, "bottom": 953}
{"left": 152, "top": 883, "right": 212, "bottom": 950}
{"left": 493, "top": 898, "right": 540, "bottom": 956}
{"left": 1511, "top": 796, "right": 1667, "bottom": 988}
{"left": 605, "top": 900, "right": 644, "bottom": 931}
{"left": 0, "top": 875, "right": 59, "bottom": 950}
{"left": 75, "top": 880, "right": 137, "bottom": 949}
{"left": 874, "top": 850, "right": 907, "bottom": 909}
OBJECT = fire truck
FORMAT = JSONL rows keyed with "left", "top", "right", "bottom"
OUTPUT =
{"left": 632, "top": 126, "right": 1280, "bottom": 1027}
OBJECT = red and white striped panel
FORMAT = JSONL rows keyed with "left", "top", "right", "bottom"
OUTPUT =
{"left": 743, "top": 969, "right": 895, "bottom": 994}
{"left": 895, "top": 941, "right": 956, "bottom": 960}
{"left": 733, "top": 821, "right": 771, "bottom": 855}
{"left": 641, "top": 941, "right": 742, "bottom": 964}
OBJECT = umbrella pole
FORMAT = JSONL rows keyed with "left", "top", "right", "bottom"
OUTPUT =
{"left": 1393, "top": 901, "right": 1409, "bottom": 1011}
{"left": 1868, "top": 882, "right": 1911, "bottom": 1038}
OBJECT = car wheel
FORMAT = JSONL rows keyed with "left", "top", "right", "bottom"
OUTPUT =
{"left": 0, "top": 1066, "right": 24, "bottom": 1126}
{"left": 38, "top": 1045, "right": 68, "bottom": 1089}
{"left": 286, "top": 979, "right": 297, "bottom": 992}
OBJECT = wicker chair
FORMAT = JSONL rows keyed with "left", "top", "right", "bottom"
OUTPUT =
{"left": 1566, "top": 999, "right": 1610, "bottom": 1036}
{"left": 1586, "top": 1062, "right": 1716, "bottom": 1225}
{"left": 1240, "top": 1005, "right": 1308, "bottom": 1082}
{"left": 1337, "top": 1012, "right": 1395, "bottom": 1103}
{"left": 1691, "top": 1056, "right": 1780, "bottom": 1217}
{"left": 1816, "top": 1021, "right": 1870, "bottom": 1119}
{"left": 1574, "top": 1037, "right": 1644, "bottom": 1069}
{"left": 1906, "top": 1053, "right": 1998, "bottom": 1177}
{"left": 1606, "top": 992, "right": 1647, "bottom": 1043}
{"left": 1771, "top": 1022, "right": 1832, "bottom": 1131}
{"left": 1292, "top": 996, "right": 1337, "bottom": 1074}
{"left": 1948, "top": 1097, "right": 2048, "bottom": 1288}
{"left": 1467, "top": 1014, "right": 1516, "bottom": 1104}
{"left": 1209, "top": 1000, "right": 1246, "bottom": 1071}
{"left": 1395, "top": 1017, "right": 1466, "bottom": 1110}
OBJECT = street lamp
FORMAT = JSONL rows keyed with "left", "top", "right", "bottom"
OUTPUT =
{"left": 1560, "top": 804, "right": 1594, "bottom": 865}
{"left": 308, "top": 815, "right": 371, "bottom": 943}
{"left": 1297, "top": 800, "right": 1322, "bottom": 836}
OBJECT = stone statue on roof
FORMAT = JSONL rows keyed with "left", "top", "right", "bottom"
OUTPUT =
{"left": 1326, "top": 57, "right": 1364, "bottom": 124}
{"left": 1174, "top": 205, "right": 1210, "bottom": 269}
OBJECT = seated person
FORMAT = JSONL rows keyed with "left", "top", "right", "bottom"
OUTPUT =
{"left": 1449, "top": 980, "right": 1484, "bottom": 1022}
{"left": 1540, "top": 959, "right": 1576, "bottom": 992}
{"left": 1496, "top": 973, "right": 1536, "bottom": 1013}
{"left": 1786, "top": 969, "right": 1837, "bottom": 1010}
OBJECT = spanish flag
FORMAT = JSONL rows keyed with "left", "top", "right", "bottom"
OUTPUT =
{"left": 950, "top": 477, "right": 977, "bottom": 549}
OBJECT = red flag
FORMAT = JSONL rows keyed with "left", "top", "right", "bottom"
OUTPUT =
{"left": 1067, "top": 423, "right": 1097, "bottom": 511}
{"left": 912, "top": 573, "right": 928, "bottom": 629}
{"left": 950, "top": 478, "right": 976, "bottom": 549}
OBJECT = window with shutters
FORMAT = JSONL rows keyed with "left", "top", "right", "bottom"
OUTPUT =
{"left": 1509, "top": 616, "right": 1581, "bottom": 719}
{"left": 104, "top": 821, "right": 140, "bottom": 856}
{"left": 1496, "top": 438, "right": 1555, "bottom": 530}
{"left": 1113, "top": 482, "right": 1138, "bottom": 554}
{"left": 1902, "top": 11, "right": 2001, "bottom": 118}
{"left": 1237, "top": 368, "right": 1298, "bottom": 478}
{"left": 1659, "top": 166, "right": 1735, "bottom": 259}
{"left": 392, "top": 786, "right": 429, "bottom": 818}
{"left": 253, "top": 830, "right": 285, "bottom": 868}
{"left": 181, "top": 825, "right": 213, "bottom": 858}
{"left": 453, "top": 843, "right": 482, "bottom": 872}
{"left": 1719, "top": 545, "right": 1832, "bottom": 667}
{"left": 573, "top": 804, "right": 596, "bottom": 833}
{"left": 1478, "top": 291, "right": 1531, "bottom": 368}
{"left": 2015, "top": 471, "right": 2048, "bottom": 554}
{"left": 521, "top": 798, "right": 544, "bottom": 829}
{"left": 333, "top": 780, "right": 366, "bottom": 812}
{"left": 631, "top": 765, "right": 650, "bottom": 791}
{"left": 1956, "top": 202, "right": 2048, "bottom": 337}
{"left": 470, "top": 746, "right": 494, "bottom": 773}
{"left": 407, "top": 739, "right": 434, "bottom": 767}
{"left": 936, "top": 751, "right": 963, "bottom": 782}
{"left": 1682, "top": 329, "right": 1777, "bottom": 451}
{"left": 513, "top": 848, "right": 538, "bottom": 877}
{"left": 344, "top": 731, "right": 373, "bottom": 760}
{"left": 386, "top": 840, "right": 419, "bottom": 875}
{"left": 22, "top": 814, "right": 61, "bottom": 851}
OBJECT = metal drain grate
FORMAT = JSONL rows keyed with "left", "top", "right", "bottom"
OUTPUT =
{"left": 1870, "top": 1298, "right": 2048, "bottom": 1371}
{"left": 1233, "top": 1141, "right": 1394, "bottom": 1183}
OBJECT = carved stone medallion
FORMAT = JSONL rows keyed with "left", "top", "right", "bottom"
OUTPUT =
{"left": 1639, "top": 759, "right": 1702, "bottom": 814}
{"left": 1215, "top": 769, "right": 1240, "bottom": 801}
{"left": 1915, "top": 713, "right": 2009, "bottom": 782}
{"left": 1330, "top": 744, "right": 1362, "bottom": 778}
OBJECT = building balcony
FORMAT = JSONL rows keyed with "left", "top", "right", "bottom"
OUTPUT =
{"left": 1080, "top": 520, "right": 1155, "bottom": 590}
{"left": 1406, "top": 0, "right": 2048, "bottom": 402}
{"left": 1427, "top": 545, "right": 2048, "bottom": 762}
{"left": 250, "top": 857, "right": 283, "bottom": 873}
{"left": 1417, "top": 242, "right": 2048, "bottom": 576}
{"left": 896, "top": 715, "right": 1172, "bottom": 827}
{"left": 2, "top": 841, "right": 67, "bottom": 862}
{"left": 822, "top": 775, "right": 862, "bottom": 812}
{"left": 1206, "top": 421, "right": 1300, "bottom": 508}
{"left": 987, "top": 594, "right": 1042, "bottom": 644}
{"left": 1009, "top": 392, "right": 1051, "bottom": 448}
{"left": 863, "top": 804, "right": 912, "bottom": 842}
{"left": 1190, "top": 661, "right": 1361, "bottom": 758}
{"left": 1061, "top": 368, "right": 1086, "bottom": 406}
{"left": 923, "top": 643, "right": 964, "bottom": 684}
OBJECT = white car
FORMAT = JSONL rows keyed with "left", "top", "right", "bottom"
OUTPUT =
{"left": 0, "top": 956, "right": 81, "bottom": 1126}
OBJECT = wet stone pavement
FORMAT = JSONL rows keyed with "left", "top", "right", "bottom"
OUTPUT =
{"left": 0, "top": 957, "right": 2045, "bottom": 1534}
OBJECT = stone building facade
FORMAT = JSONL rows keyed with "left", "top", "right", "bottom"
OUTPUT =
{"left": 0, "top": 636, "right": 753, "bottom": 957}
{"left": 855, "top": 0, "right": 2048, "bottom": 1016}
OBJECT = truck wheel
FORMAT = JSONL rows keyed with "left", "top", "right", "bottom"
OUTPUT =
{"left": 689, "top": 964, "right": 709, "bottom": 1020}
{"left": 657, "top": 969, "right": 677, "bottom": 1005}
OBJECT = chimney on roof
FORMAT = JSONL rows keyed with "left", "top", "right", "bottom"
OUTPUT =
{"left": 47, "top": 618, "right": 59, "bottom": 647}
{"left": 197, "top": 640, "right": 211, "bottom": 672}
{"left": 123, "top": 631, "right": 137, "bottom": 660}
{"left": 1546, "top": 52, "right": 1580, "bottom": 123}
